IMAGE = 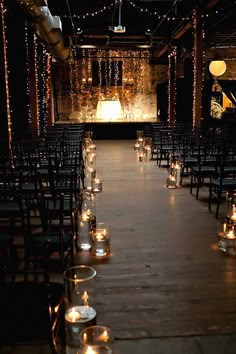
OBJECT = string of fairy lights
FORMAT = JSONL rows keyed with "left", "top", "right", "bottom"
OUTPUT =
{"left": 24, "top": 24, "right": 32, "bottom": 127}
{"left": 58, "top": 0, "right": 225, "bottom": 21}
{"left": 61, "top": 49, "right": 151, "bottom": 120}
{"left": 1, "top": 3, "right": 12, "bottom": 148}
{"left": 167, "top": 46, "right": 177, "bottom": 126}
{"left": 0, "top": 1, "right": 230, "bottom": 138}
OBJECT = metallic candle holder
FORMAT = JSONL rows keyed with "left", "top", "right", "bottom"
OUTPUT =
{"left": 91, "top": 223, "right": 110, "bottom": 257}
{"left": 79, "top": 325, "right": 113, "bottom": 354}
{"left": 64, "top": 266, "right": 97, "bottom": 349}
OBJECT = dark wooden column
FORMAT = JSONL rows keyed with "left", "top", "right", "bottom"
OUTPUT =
{"left": 193, "top": 9, "right": 203, "bottom": 128}
{"left": 168, "top": 47, "right": 176, "bottom": 126}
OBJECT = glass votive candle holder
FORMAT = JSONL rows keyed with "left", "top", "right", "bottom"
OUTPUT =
{"left": 91, "top": 174, "right": 102, "bottom": 193}
{"left": 87, "top": 152, "right": 96, "bottom": 166}
{"left": 86, "top": 167, "right": 96, "bottom": 191}
{"left": 138, "top": 151, "right": 144, "bottom": 162}
{"left": 77, "top": 209, "right": 92, "bottom": 251}
{"left": 64, "top": 266, "right": 97, "bottom": 349}
{"left": 91, "top": 223, "right": 110, "bottom": 257}
{"left": 133, "top": 141, "right": 140, "bottom": 151}
{"left": 82, "top": 195, "right": 96, "bottom": 227}
{"left": 144, "top": 145, "right": 152, "bottom": 161}
{"left": 229, "top": 204, "right": 236, "bottom": 223}
{"left": 79, "top": 325, "right": 113, "bottom": 354}
{"left": 166, "top": 174, "right": 177, "bottom": 189}
{"left": 217, "top": 220, "right": 236, "bottom": 254}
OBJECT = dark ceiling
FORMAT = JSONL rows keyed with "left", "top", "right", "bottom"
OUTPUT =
{"left": 5, "top": 0, "right": 236, "bottom": 61}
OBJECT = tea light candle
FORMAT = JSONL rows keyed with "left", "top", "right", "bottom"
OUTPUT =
{"left": 98, "top": 329, "right": 109, "bottom": 342}
{"left": 231, "top": 205, "right": 236, "bottom": 221}
{"left": 82, "top": 291, "right": 89, "bottom": 306}
{"left": 65, "top": 307, "right": 81, "bottom": 322}
{"left": 226, "top": 230, "right": 235, "bottom": 239}
{"left": 81, "top": 210, "right": 91, "bottom": 222}
{"left": 85, "top": 347, "right": 97, "bottom": 354}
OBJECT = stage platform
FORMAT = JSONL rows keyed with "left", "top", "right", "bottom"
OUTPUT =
{"left": 84, "top": 122, "right": 153, "bottom": 139}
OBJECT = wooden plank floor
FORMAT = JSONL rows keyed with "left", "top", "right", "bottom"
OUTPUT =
{"left": 3, "top": 139, "right": 236, "bottom": 353}
{"left": 77, "top": 140, "right": 236, "bottom": 341}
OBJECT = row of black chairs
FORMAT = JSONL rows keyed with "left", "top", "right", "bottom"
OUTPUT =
{"left": 0, "top": 124, "right": 86, "bottom": 353}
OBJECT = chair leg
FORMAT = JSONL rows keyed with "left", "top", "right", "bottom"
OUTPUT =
{"left": 208, "top": 184, "right": 213, "bottom": 211}
{"left": 215, "top": 190, "right": 222, "bottom": 219}
{"left": 190, "top": 173, "right": 194, "bottom": 194}
{"left": 196, "top": 177, "right": 201, "bottom": 199}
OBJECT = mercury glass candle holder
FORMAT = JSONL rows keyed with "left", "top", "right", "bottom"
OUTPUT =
{"left": 64, "top": 266, "right": 97, "bottom": 349}
{"left": 91, "top": 223, "right": 110, "bottom": 257}
{"left": 79, "top": 325, "right": 113, "bottom": 354}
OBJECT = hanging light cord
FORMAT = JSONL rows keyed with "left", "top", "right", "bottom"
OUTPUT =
{"left": 65, "top": 0, "right": 78, "bottom": 46}
{"left": 151, "top": 0, "right": 178, "bottom": 36}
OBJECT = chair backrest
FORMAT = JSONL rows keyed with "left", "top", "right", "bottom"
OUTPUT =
{"left": 0, "top": 270, "right": 65, "bottom": 353}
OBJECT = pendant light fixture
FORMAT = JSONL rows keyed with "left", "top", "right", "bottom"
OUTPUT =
{"left": 209, "top": 53, "right": 227, "bottom": 77}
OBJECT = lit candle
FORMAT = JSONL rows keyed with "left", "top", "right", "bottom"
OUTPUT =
{"left": 65, "top": 307, "right": 81, "bottom": 322}
{"left": 223, "top": 222, "right": 227, "bottom": 233}
{"left": 98, "top": 329, "right": 109, "bottom": 342}
{"left": 82, "top": 291, "right": 89, "bottom": 306}
{"left": 231, "top": 211, "right": 236, "bottom": 221}
{"left": 81, "top": 210, "right": 91, "bottom": 221}
{"left": 85, "top": 346, "right": 97, "bottom": 354}
{"left": 96, "top": 233, "right": 105, "bottom": 241}
{"left": 226, "top": 230, "right": 235, "bottom": 239}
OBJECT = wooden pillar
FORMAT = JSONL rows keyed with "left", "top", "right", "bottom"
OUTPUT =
{"left": 168, "top": 47, "right": 176, "bottom": 126}
{"left": 28, "top": 33, "right": 39, "bottom": 137}
{"left": 193, "top": 9, "right": 203, "bottom": 128}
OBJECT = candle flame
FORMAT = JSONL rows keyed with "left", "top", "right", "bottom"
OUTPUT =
{"left": 85, "top": 347, "right": 96, "bottom": 354}
{"left": 82, "top": 290, "right": 89, "bottom": 305}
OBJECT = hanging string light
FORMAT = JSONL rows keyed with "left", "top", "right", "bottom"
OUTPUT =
{"left": 127, "top": 0, "right": 190, "bottom": 20}
{"left": 59, "top": 1, "right": 118, "bottom": 19}
{"left": 1, "top": 3, "right": 12, "bottom": 151}
{"left": 24, "top": 23, "right": 32, "bottom": 127}
{"left": 167, "top": 47, "right": 177, "bottom": 126}
{"left": 72, "top": 47, "right": 81, "bottom": 112}
{"left": 33, "top": 34, "right": 40, "bottom": 134}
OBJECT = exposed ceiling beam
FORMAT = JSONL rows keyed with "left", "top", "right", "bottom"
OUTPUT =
{"left": 172, "top": 21, "right": 192, "bottom": 39}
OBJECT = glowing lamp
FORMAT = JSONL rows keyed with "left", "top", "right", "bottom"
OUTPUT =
{"left": 209, "top": 56, "right": 226, "bottom": 77}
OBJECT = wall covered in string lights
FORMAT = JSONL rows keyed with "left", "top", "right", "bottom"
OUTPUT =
{"left": 52, "top": 48, "right": 158, "bottom": 123}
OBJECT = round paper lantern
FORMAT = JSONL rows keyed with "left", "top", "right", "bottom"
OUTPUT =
{"left": 209, "top": 60, "right": 227, "bottom": 76}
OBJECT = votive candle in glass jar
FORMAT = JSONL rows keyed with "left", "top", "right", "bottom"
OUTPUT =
{"left": 79, "top": 325, "right": 113, "bottom": 354}
{"left": 91, "top": 223, "right": 110, "bottom": 257}
{"left": 64, "top": 266, "right": 97, "bottom": 349}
